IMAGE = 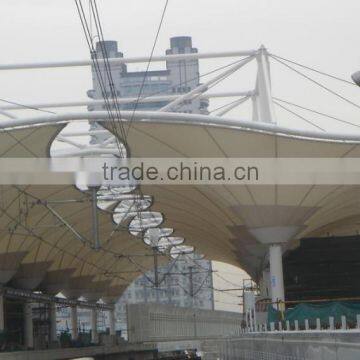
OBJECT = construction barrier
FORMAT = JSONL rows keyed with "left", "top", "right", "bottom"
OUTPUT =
{"left": 126, "top": 303, "right": 243, "bottom": 343}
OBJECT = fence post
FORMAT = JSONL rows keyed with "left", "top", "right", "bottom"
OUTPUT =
{"left": 286, "top": 320, "right": 290, "bottom": 331}
{"left": 316, "top": 318, "right": 321, "bottom": 331}
{"left": 270, "top": 322, "right": 275, "bottom": 331}
{"left": 357, "top": 314, "right": 360, "bottom": 329}
{"left": 294, "top": 320, "right": 299, "bottom": 331}
{"left": 329, "top": 316, "right": 334, "bottom": 330}
{"left": 341, "top": 316, "right": 346, "bottom": 330}
{"left": 305, "top": 319, "right": 309, "bottom": 331}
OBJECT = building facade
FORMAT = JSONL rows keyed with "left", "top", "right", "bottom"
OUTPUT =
{"left": 87, "top": 36, "right": 209, "bottom": 143}
{"left": 56, "top": 306, "right": 108, "bottom": 334}
{"left": 116, "top": 255, "right": 214, "bottom": 339}
{"left": 56, "top": 255, "right": 214, "bottom": 339}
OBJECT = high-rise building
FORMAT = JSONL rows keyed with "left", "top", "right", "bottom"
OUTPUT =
{"left": 87, "top": 36, "right": 209, "bottom": 143}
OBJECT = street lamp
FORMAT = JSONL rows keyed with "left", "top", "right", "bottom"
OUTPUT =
{"left": 351, "top": 71, "right": 360, "bottom": 87}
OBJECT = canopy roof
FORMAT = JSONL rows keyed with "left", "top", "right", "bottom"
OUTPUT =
{"left": 0, "top": 125, "right": 163, "bottom": 303}
{"left": 1, "top": 112, "right": 360, "bottom": 297}
{"left": 100, "top": 114, "right": 360, "bottom": 279}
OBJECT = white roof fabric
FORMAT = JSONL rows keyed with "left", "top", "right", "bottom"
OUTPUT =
{"left": 2, "top": 115, "right": 360, "bottom": 299}
{"left": 102, "top": 119, "right": 360, "bottom": 279}
{"left": 0, "top": 125, "right": 161, "bottom": 303}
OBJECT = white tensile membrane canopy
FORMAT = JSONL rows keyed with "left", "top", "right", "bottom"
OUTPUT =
{"left": 99, "top": 113, "right": 360, "bottom": 279}
{"left": 2, "top": 111, "right": 360, "bottom": 296}
{"left": 0, "top": 125, "right": 170, "bottom": 304}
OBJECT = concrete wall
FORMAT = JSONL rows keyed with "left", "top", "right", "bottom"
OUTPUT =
{"left": 127, "top": 303, "right": 243, "bottom": 343}
{"left": 0, "top": 343, "right": 156, "bottom": 360}
{"left": 201, "top": 332, "right": 360, "bottom": 360}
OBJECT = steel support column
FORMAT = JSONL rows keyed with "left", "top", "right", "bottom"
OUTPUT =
{"left": 90, "top": 186, "right": 100, "bottom": 250}
{"left": 109, "top": 309, "right": 116, "bottom": 336}
{"left": 24, "top": 302, "right": 34, "bottom": 349}
{"left": 0, "top": 293, "right": 4, "bottom": 332}
{"left": 249, "top": 226, "right": 300, "bottom": 310}
{"left": 153, "top": 247, "right": 160, "bottom": 303}
{"left": 70, "top": 305, "right": 78, "bottom": 340}
{"left": 255, "top": 45, "right": 276, "bottom": 124}
{"left": 49, "top": 302, "right": 57, "bottom": 342}
{"left": 269, "top": 244, "right": 285, "bottom": 309}
{"left": 91, "top": 308, "right": 98, "bottom": 344}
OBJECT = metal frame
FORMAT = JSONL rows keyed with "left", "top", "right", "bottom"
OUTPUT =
{"left": 160, "top": 56, "right": 255, "bottom": 112}
{"left": 45, "top": 203, "right": 89, "bottom": 244}
{"left": 0, "top": 45, "right": 353, "bottom": 310}
{"left": 0, "top": 50, "right": 257, "bottom": 71}
{"left": 0, "top": 46, "right": 273, "bottom": 130}
{"left": 0, "top": 91, "right": 254, "bottom": 111}
{"left": 4, "top": 286, "right": 113, "bottom": 310}
{"left": 2, "top": 110, "right": 360, "bottom": 143}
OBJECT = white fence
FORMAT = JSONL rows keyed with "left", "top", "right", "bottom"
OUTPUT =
{"left": 126, "top": 303, "right": 243, "bottom": 343}
{"left": 245, "top": 314, "right": 360, "bottom": 333}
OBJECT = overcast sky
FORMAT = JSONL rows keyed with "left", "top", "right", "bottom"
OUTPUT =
{"left": 1, "top": 0, "right": 360, "bottom": 311}
{"left": 1, "top": 0, "right": 360, "bottom": 132}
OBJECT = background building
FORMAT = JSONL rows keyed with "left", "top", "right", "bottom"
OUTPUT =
{"left": 116, "top": 254, "right": 214, "bottom": 339}
{"left": 87, "top": 36, "right": 209, "bottom": 143}
{"left": 56, "top": 306, "right": 108, "bottom": 334}
{"left": 56, "top": 255, "right": 214, "bottom": 339}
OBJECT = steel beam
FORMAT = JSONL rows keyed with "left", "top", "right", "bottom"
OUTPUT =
{"left": 0, "top": 91, "right": 254, "bottom": 111}
{"left": 2, "top": 110, "right": 360, "bottom": 143}
{"left": 4, "top": 286, "right": 113, "bottom": 310}
{"left": 90, "top": 186, "right": 100, "bottom": 250}
{"left": 0, "top": 50, "right": 257, "bottom": 71}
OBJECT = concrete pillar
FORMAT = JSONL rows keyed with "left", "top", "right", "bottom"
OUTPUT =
{"left": 249, "top": 226, "right": 300, "bottom": 310}
{"left": 24, "top": 302, "right": 34, "bottom": 349}
{"left": 305, "top": 319, "right": 309, "bottom": 330}
{"left": 294, "top": 320, "right": 299, "bottom": 331}
{"left": 109, "top": 309, "right": 116, "bottom": 336}
{"left": 341, "top": 316, "right": 347, "bottom": 330}
{"left": 49, "top": 303, "right": 57, "bottom": 342}
{"left": 269, "top": 244, "right": 285, "bottom": 309}
{"left": 316, "top": 318, "right": 321, "bottom": 330}
{"left": 91, "top": 308, "right": 98, "bottom": 344}
{"left": 357, "top": 314, "right": 360, "bottom": 329}
{"left": 329, "top": 316, "right": 335, "bottom": 330}
{"left": 249, "top": 310, "right": 254, "bottom": 332}
{"left": 0, "top": 293, "right": 4, "bottom": 332}
{"left": 70, "top": 306, "right": 78, "bottom": 340}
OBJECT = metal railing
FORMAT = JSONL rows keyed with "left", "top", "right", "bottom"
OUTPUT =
{"left": 243, "top": 314, "right": 360, "bottom": 333}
